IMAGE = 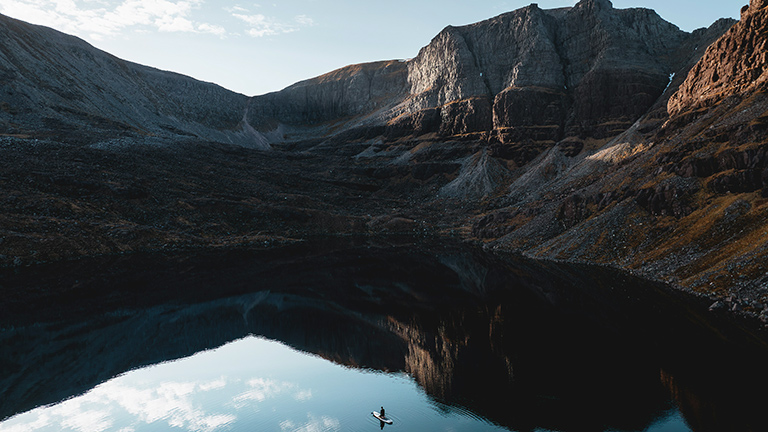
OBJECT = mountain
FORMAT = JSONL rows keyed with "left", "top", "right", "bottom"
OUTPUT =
{"left": 247, "top": 0, "right": 729, "bottom": 155}
{"left": 0, "top": 0, "right": 723, "bottom": 156}
{"left": 476, "top": 0, "right": 768, "bottom": 311}
{"left": 1, "top": 0, "right": 767, "bottom": 320}
{"left": 669, "top": 0, "right": 768, "bottom": 116}
{"left": 0, "top": 14, "right": 268, "bottom": 149}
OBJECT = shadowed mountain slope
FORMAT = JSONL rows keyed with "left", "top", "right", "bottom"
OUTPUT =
{"left": 0, "top": 14, "right": 268, "bottom": 149}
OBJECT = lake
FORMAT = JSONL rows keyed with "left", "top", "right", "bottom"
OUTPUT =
{"left": 1, "top": 239, "right": 767, "bottom": 432}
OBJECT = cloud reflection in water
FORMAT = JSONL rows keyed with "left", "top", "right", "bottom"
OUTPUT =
{"left": 280, "top": 415, "right": 341, "bottom": 432}
{"left": 0, "top": 337, "right": 325, "bottom": 432}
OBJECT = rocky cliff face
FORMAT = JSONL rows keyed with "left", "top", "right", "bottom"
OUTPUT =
{"left": 248, "top": 0, "right": 730, "bottom": 169}
{"left": 472, "top": 0, "right": 768, "bottom": 318}
{"left": 0, "top": 14, "right": 268, "bottom": 149}
{"left": 394, "top": 0, "right": 688, "bottom": 144}
{"left": 668, "top": 0, "right": 768, "bottom": 116}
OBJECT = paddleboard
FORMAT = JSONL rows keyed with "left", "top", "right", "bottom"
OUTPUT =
{"left": 372, "top": 411, "right": 393, "bottom": 424}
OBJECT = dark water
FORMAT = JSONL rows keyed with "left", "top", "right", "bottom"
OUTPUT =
{"left": 1, "top": 239, "right": 767, "bottom": 431}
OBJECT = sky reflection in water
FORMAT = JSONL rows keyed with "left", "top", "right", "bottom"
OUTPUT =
{"left": 0, "top": 336, "right": 496, "bottom": 432}
{"left": 5, "top": 242, "right": 754, "bottom": 432}
{"left": 0, "top": 335, "right": 692, "bottom": 432}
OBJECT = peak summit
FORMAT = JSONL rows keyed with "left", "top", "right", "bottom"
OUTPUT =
{"left": 746, "top": 0, "right": 768, "bottom": 15}
{"left": 576, "top": 0, "right": 613, "bottom": 10}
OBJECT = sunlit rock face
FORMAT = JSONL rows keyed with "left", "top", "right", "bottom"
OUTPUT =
{"left": 668, "top": 0, "right": 768, "bottom": 117}
{"left": 390, "top": 310, "right": 515, "bottom": 404}
{"left": 464, "top": 0, "right": 768, "bottom": 305}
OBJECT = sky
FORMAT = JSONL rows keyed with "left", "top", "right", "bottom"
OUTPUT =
{"left": 0, "top": 0, "right": 746, "bottom": 96}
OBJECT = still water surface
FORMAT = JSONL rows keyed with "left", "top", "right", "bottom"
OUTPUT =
{"left": 1, "top": 240, "right": 767, "bottom": 432}
{"left": 2, "top": 336, "right": 512, "bottom": 432}
{"left": 1, "top": 335, "right": 689, "bottom": 432}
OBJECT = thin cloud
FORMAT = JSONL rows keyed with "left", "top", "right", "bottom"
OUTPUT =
{"left": 294, "top": 14, "right": 314, "bottom": 26}
{"left": 226, "top": 5, "right": 252, "bottom": 13}
{"left": 197, "top": 22, "right": 226, "bottom": 36}
{"left": 2, "top": 378, "right": 237, "bottom": 432}
{"left": 155, "top": 15, "right": 196, "bottom": 33}
{"left": 231, "top": 10, "right": 314, "bottom": 38}
{"left": 232, "top": 13, "right": 269, "bottom": 26}
{"left": 0, "top": 0, "right": 228, "bottom": 40}
{"left": 233, "top": 12, "right": 287, "bottom": 37}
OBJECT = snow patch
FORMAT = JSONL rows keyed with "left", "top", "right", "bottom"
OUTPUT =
{"left": 662, "top": 72, "right": 676, "bottom": 94}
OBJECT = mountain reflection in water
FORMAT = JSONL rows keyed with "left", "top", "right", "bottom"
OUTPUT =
{"left": 1, "top": 239, "right": 767, "bottom": 431}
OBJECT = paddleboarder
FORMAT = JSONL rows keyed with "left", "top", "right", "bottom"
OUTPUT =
{"left": 373, "top": 407, "right": 392, "bottom": 428}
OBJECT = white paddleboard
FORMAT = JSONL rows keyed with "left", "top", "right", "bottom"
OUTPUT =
{"left": 372, "top": 411, "right": 393, "bottom": 424}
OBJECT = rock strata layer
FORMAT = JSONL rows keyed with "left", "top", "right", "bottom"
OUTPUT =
{"left": 668, "top": 0, "right": 768, "bottom": 116}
